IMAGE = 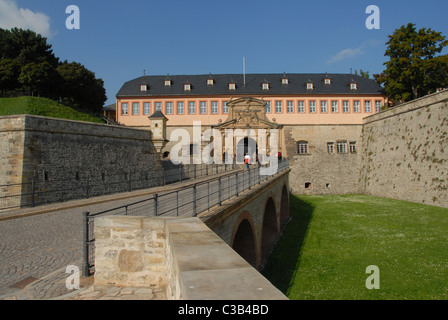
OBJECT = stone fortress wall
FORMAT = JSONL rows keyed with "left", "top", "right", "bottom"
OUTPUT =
{"left": 0, "top": 115, "right": 162, "bottom": 209}
{"left": 360, "top": 90, "right": 448, "bottom": 208}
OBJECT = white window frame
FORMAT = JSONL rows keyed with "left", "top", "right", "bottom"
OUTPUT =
{"left": 132, "top": 102, "right": 139, "bottom": 115}
{"left": 143, "top": 102, "right": 151, "bottom": 115}
{"left": 200, "top": 101, "right": 207, "bottom": 114}
{"left": 265, "top": 101, "right": 271, "bottom": 113}
{"left": 297, "top": 141, "right": 309, "bottom": 154}
{"left": 121, "top": 103, "right": 128, "bottom": 115}
{"left": 155, "top": 102, "right": 162, "bottom": 112}
{"left": 188, "top": 101, "right": 196, "bottom": 114}
{"left": 166, "top": 102, "right": 173, "bottom": 115}
{"left": 309, "top": 101, "right": 316, "bottom": 113}
{"left": 353, "top": 101, "right": 360, "bottom": 113}
{"left": 331, "top": 101, "right": 338, "bottom": 113}
{"left": 350, "top": 142, "right": 357, "bottom": 153}
{"left": 287, "top": 101, "right": 294, "bottom": 113}
{"left": 222, "top": 101, "right": 229, "bottom": 114}
{"left": 320, "top": 101, "right": 327, "bottom": 113}
{"left": 177, "top": 101, "right": 184, "bottom": 114}
{"left": 211, "top": 101, "right": 218, "bottom": 114}
{"left": 375, "top": 101, "right": 382, "bottom": 112}
{"left": 275, "top": 101, "right": 283, "bottom": 113}
{"left": 337, "top": 141, "right": 348, "bottom": 154}
{"left": 343, "top": 100, "right": 350, "bottom": 113}
{"left": 365, "top": 101, "right": 371, "bottom": 113}
{"left": 298, "top": 100, "right": 305, "bottom": 113}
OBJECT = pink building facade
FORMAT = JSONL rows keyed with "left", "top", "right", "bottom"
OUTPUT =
{"left": 114, "top": 73, "right": 386, "bottom": 128}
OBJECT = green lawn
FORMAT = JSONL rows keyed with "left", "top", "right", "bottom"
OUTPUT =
{"left": 262, "top": 194, "right": 448, "bottom": 300}
{"left": 0, "top": 96, "right": 104, "bottom": 123}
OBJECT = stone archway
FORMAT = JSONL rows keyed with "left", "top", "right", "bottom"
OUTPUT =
{"left": 232, "top": 219, "right": 257, "bottom": 267}
{"left": 261, "top": 197, "right": 278, "bottom": 263}
{"left": 236, "top": 136, "right": 258, "bottom": 163}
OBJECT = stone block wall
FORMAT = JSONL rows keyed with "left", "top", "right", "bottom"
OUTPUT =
{"left": 0, "top": 115, "right": 162, "bottom": 208}
{"left": 360, "top": 91, "right": 448, "bottom": 208}
{"left": 285, "top": 124, "right": 363, "bottom": 195}
{"left": 0, "top": 116, "right": 26, "bottom": 209}
{"left": 93, "top": 215, "right": 288, "bottom": 300}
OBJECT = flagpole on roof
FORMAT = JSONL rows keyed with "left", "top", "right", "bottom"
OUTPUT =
{"left": 243, "top": 57, "right": 246, "bottom": 87}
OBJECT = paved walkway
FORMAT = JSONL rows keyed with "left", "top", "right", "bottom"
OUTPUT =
{"left": 0, "top": 169, "right": 240, "bottom": 300}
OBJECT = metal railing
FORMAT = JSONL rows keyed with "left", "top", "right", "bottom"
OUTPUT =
{"left": 0, "top": 163, "right": 234, "bottom": 211}
{"left": 81, "top": 160, "right": 290, "bottom": 277}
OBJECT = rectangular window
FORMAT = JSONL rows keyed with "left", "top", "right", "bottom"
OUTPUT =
{"left": 200, "top": 101, "right": 207, "bottom": 114}
{"left": 343, "top": 101, "right": 349, "bottom": 113}
{"left": 297, "top": 141, "right": 309, "bottom": 154}
{"left": 298, "top": 100, "right": 305, "bottom": 113}
{"left": 155, "top": 102, "right": 162, "bottom": 112}
{"left": 375, "top": 101, "right": 382, "bottom": 112}
{"left": 177, "top": 101, "right": 184, "bottom": 114}
{"left": 331, "top": 101, "right": 339, "bottom": 113}
{"left": 337, "top": 141, "right": 347, "bottom": 154}
{"left": 265, "top": 101, "right": 271, "bottom": 113}
{"left": 327, "top": 142, "right": 334, "bottom": 154}
{"left": 132, "top": 102, "right": 139, "bottom": 115}
{"left": 309, "top": 101, "right": 316, "bottom": 113}
{"left": 166, "top": 102, "right": 173, "bottom": 115}
{"left": 223, "top": 101, "right": 229, "bottom": 114}
{"left": 211, "top": 101, "right": 218, "bottom": 114}
{"left": 350, "top": 142, "right": 357, "bottom": 153}
{"left": 188, "top": 101, "right": 195, "bottom": 114}
{"left": 275, "top": 101, "right": 282, "bottom": 113}
{"left": 354, "top": 101, "right": 360, "bottom": 113}
{"left": 320, "top": 101, "right": 327, "bottom": 113}
{"left": 365, "top": 101, "right": 371, "bottom": 113}
{"left": 143, "top": 102, "right": 151, "bottom": 115}
{"left": 287, "top": 101, "right": 294, "bottom": 113}
{"left": 121, "top": 103, "right": 128, "bottom": 115}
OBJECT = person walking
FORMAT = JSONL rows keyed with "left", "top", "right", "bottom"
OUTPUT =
{"left": 244, "top": 153, "right": 251, "bottom": 169}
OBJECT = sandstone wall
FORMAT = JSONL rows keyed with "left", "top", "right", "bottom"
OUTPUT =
{"left": 285, "top": 124, "right": 363, "bottom": 195}
{"left": 360, "top": 91, "right": 448, "bottom": 208}
{"left": 0, "top": 115, "right": 162, "bottom": 208}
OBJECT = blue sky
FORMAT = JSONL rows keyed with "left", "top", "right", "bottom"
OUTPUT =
{"left": 1, "top": 0, "right": 447, "bottom": 105}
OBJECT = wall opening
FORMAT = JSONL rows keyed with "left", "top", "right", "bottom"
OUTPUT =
{"left": 232, "top": 219, "right": 256, "bottom": 267}
{"left": 305, "top": 182, "right": 312, "bottom": 189}
{"left": 262, "top": 197, "right": 278, "bottom": 262}
{"left": 236, "top": 137, "right": 258, "bottom": 163}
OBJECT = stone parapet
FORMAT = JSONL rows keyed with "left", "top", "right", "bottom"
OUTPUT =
{"left": 93, "top": 215, "right": 288, "bottom": 300}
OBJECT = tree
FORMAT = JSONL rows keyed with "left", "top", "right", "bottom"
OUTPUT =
{"left": 57, "top": 61, "right": 107, "bottom": 113}
{"left": 0, "top": 59, "right": 20, "bottom": 95}
{"left": 18, "top": 61, "right": 61, "bottom": 97}
{"left": 376, "top": 23, "right": 448, "bottom": 102}
{"left": 0, "top": 28, "right": 58, "bottom": 67}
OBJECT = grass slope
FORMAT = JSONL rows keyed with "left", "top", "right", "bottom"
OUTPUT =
{"left": 0, "top": 96, "right": 104, "bottom": 123}
{"left": 262, "top": 194, "right": 448, "bottom": 300}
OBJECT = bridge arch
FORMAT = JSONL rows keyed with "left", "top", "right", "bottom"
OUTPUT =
{"left": 261, "top": 196, "right": 279, "bottom": 263}
{"left": 231, "top": 211, "right": 257, "bottom": 267}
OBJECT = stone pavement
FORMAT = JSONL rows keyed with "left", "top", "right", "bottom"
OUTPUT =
{"left": 1, "top": 264, "right": 167, "bottom": 300}
{"left": 0, "top": 169, "right": 240, "bottom": 300}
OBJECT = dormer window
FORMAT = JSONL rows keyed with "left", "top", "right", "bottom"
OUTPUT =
{"left": 324, "top": 78, "right": 331, "bottom": 85}
{"left": 262, "top": 82, "right": 270, "bottom": 90}
{"left": 164, "top": 80, "right": 172, "bottom": 87}
{"left": 229, "top": 83, "right": 236, "bottom": 90}
{"left": 350, "top": 82, "right": 358, "bottom": 90}
{"left": 207, "top": 78, "right": 214, "bottom": 86}
{"left": 306, "top": 82, "right": 314, "bottom": 90}
{"left": 282, "top": 78, "right": 289, "bottom": 85}
{"left": 184, "top": 83, "right": 191, "bottom": 91}
{"left": 140, "top": 84, "right": 148, "bottom": 92}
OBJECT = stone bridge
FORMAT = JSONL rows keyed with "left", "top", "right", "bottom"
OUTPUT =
{"left": 93, "top": 165, "right": 290, "bottom": 300}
